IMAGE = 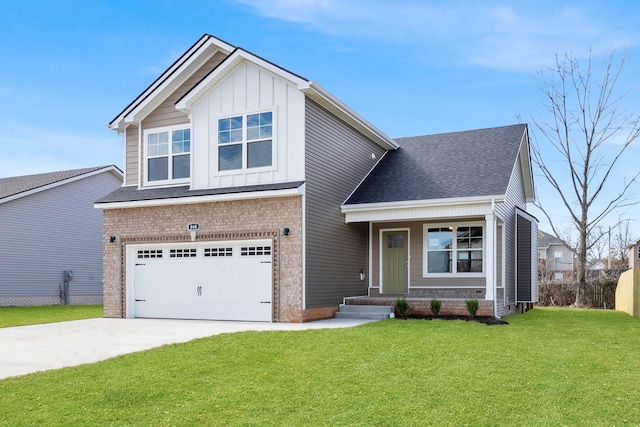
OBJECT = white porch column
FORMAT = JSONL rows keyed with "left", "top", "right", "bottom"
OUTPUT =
{"left": 485, "top": 213, "right": 496, "bottom": 300}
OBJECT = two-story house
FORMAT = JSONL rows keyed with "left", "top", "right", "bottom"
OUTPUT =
{"left": 96, "top": 34, "right": 537, "bottom": 321}
{"left": 538, "top": 230, "right": 575, "bottom": 283}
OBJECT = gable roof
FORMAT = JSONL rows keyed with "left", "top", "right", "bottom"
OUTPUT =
{"left": 0, "top": 166, "right": 122, "bottom": 204}
{"left": 174, "top": 44, "right": 397, "bottom": 150}
{"left": 538, "top": 230, "right": 568, "bottom": 249}
{"left": 109, "top": 34, "right": 235, "bottom": 132}
{"left": 344, "top": 124, "right": 529, "bottom": 205}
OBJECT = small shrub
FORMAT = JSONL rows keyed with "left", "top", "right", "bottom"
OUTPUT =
{"left": 430, "top": 299, "right": 442, "bottom": 317}
{"left": 466, "top": 299, "right": 479, "bottom": 317}
{"left": 396, "top": 298, "right": 409, "bottom": 319}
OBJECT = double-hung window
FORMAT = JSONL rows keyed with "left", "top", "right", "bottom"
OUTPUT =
{"left": 424, "top": 224, "right": 484, "bottom": 276}
{"left": 145, "top": 126, "right": 191, "bottom": 184}
{"left": 218, "top": 111, "right": 273, "bottom": 171}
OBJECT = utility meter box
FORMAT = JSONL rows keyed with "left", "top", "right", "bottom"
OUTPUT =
{"left": 63, "top": 270, "right": 73, "bottom": 282}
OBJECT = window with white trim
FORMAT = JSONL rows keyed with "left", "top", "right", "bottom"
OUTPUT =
{"left": 424, "top": 224, "right": 484, "bottom": 276}
{"left": 145, "top": 126, "right": 191, "bottom": 184}
{"left": 553, "top": 250, "right": 563, "bottom": 263}
{"left": 218, "top": 111, "right": 273, "bottom": 171}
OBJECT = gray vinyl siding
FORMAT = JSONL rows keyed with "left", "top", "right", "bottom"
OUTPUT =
{"left": 371, "top": 220, "right": 485, "bottom": 289}
{"left": 125, "top": 125, "right": 138, "bottom": 186}
{"left": 304, "top": 99, "right": 387, "bottom": 308}
{"left": 494, "top": 156, "right": 527, "bottom": 309}
{"left": 516, "top": 213, "right": 533, "bottom": 301}
{"left": 0, "top": 172, "right": 122, "bottom": 302}
{"left": 141, "top": 51, "right": 226, "bottom": 131}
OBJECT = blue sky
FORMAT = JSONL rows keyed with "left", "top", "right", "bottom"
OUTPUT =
{"left": 1, "top": 0, "right": 639, "bottom": 241}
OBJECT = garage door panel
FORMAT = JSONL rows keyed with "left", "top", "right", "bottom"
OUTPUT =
{"left": 131, "top": 241, "right": 273, "bottom": 321}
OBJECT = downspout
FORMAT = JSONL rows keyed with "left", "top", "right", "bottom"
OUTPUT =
{"left": 491, "top": 198, "right": 499, "bottom": 318}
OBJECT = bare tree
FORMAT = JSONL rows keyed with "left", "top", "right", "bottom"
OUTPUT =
{"left": 530, "top": 48, "right": 640, "bottom": 307}
{"left": 612, "top": 219, "right": 636, "bottom": 267}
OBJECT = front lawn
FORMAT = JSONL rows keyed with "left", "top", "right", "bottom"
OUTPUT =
{"left": 1, "top": 308, "right": 639, "bottom": 426}
{"left": 0, "top": 305, "right": 102, "bottom": 328}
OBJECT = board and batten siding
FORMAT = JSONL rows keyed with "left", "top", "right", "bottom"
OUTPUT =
{"left": 0, "top": 171, "right": 122, "bottom": 304}
{"left": 494, "top": 155, "right": 527, "bottom": 313}
{"left": 304, "top": 99, "right": 387, "bottom": 308}
{"left": 190, "top": 60, "right": 305, "bottom": 190}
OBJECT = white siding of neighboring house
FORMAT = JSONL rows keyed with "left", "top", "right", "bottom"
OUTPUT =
{"left": 190, "top": 60, "right": 306, "bottom": 190}
{"left": 0, "top": 171, "right": 122, "bottom": 305}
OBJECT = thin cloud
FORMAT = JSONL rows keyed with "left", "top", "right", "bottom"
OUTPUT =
{"left": 235, "top": 0, "right": 638, "bottom": 72}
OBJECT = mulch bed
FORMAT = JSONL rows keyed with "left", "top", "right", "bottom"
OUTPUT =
{"left": 397, "top": 316, "right": 509, "bottom": 325}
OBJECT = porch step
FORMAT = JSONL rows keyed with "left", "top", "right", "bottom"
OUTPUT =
{"left": 335, "top": 304, "right": 395, "bottom": 320}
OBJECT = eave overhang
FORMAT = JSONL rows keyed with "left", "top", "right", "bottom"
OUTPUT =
{"left": 341, "top": 195, "right": 504, "bottom": 223}
{"left": 174, "top": 48, "right": 398, "bottom": 152}
{"left": 95, "top": 185, "right": 304, "bottom": 210}
{"left": 519, "top": 126, "right": 535, "bottom": 203}
{"left": 108, "top": 34, "right": 235, "bottom": 132}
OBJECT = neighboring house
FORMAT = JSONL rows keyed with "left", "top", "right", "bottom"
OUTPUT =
{"left": 629, "top": 240, "right": 640, "bottom": 269}
{"left": 538, "top": 230, "right": 575, "bottom": 283}
{"left": 0, "top": 166, "right": 123, "bottom": 306}
{"left": 96, "top": 34, "right": 538, "bottom": 322}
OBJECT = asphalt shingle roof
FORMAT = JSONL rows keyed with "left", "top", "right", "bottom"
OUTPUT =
{"left": 96, "top": 181, "right": 305, "bottom": 204}
{"left": 538, "top": 230, "right": 565, "bottom": 248}
{"left": 344, "top": 124, "right": 527, "bottom": 205}
{"left": 0, "top": 166, "right": 112, "bottom": 201}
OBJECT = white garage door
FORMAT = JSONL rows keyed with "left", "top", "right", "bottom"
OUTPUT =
{"left": 130, "top": 240, "right": 272, "bottom": 321}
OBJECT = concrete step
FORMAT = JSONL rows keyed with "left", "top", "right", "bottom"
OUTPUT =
{"left": 339, "top": 305, "right": 394, "bottom": 314}
{"left": 334, "top": 311, "right": 392, "bottom": 320}
{"left": 335, "top": 304, "right": 395, "bottom": 320}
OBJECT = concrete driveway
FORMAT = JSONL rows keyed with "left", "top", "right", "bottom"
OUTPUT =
{"left": 0, "top": 317, "right": 374, "bottom": 380}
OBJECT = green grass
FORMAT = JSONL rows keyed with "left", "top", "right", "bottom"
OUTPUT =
{"left": 0, "top": 305, "right": 102, "bottom": 328}
{"left": 1, "top": 307, "right": 640, "bottom": 426}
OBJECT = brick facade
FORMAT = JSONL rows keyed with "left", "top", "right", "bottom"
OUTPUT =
{"left": 102, "top": 195, "right": 304, "bottom": 322}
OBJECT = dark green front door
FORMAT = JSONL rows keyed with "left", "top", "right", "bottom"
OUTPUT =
{"left": 382, "top": 230, "right": 408, "bottom": 293}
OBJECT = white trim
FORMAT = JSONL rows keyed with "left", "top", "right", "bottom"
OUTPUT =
{"left": 111, "top": 36, "right": 234, "bottom": 131}
{"left": 0, "top": 166, "right": 122, "bottom": 205}
{"left": 485, "top": 212, "right": 496, "bottom": 301}
{"left": 174, "top": 51, "right": 397, "bottom": 152}
{"left": 95, "top": 186, "right": 303, "bottom": 210}
{"left": 422, "top": 222, "right": 486, "bottom": 279}
{"left": 368, "top": 222, "right": 373, "bottom": 289}
{"left": 176, "top": 49, "right": 308, "bottom": 112}
{"left": 379, "top": 228, "right": 410, "bottom": 293}
{"left": 301, "top": 186, "right": 307, "bottom": 311}
{"left": 137, "top": 123, "right": 143, "bottom": 188}
{"left": 142, "top": 124, "right": 192, "bottom": 187}
{"left": 302, "top": 82, "right": 398, "bottom": 150}
{"left": 215, "top": 109, "right": 277, "bottom": 175}
{"left": 342, "top": 195, "right": 503, "bottom": 213}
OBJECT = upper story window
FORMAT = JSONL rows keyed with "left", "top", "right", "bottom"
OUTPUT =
{"left": 424, "top": 224, "right": 484, "bottom": 276}
{"left": 218, "top": 111, "right": 273, "bottom": 172}
{"left": 145, "top": 126, "right": 190, "bottom": 184}
{"left": 553, "top": 250, "right": 563, "bottom": 263}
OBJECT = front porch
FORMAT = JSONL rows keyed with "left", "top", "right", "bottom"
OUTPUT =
{"left": 344, "top": 296, "right": 494, "bottom": 318}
